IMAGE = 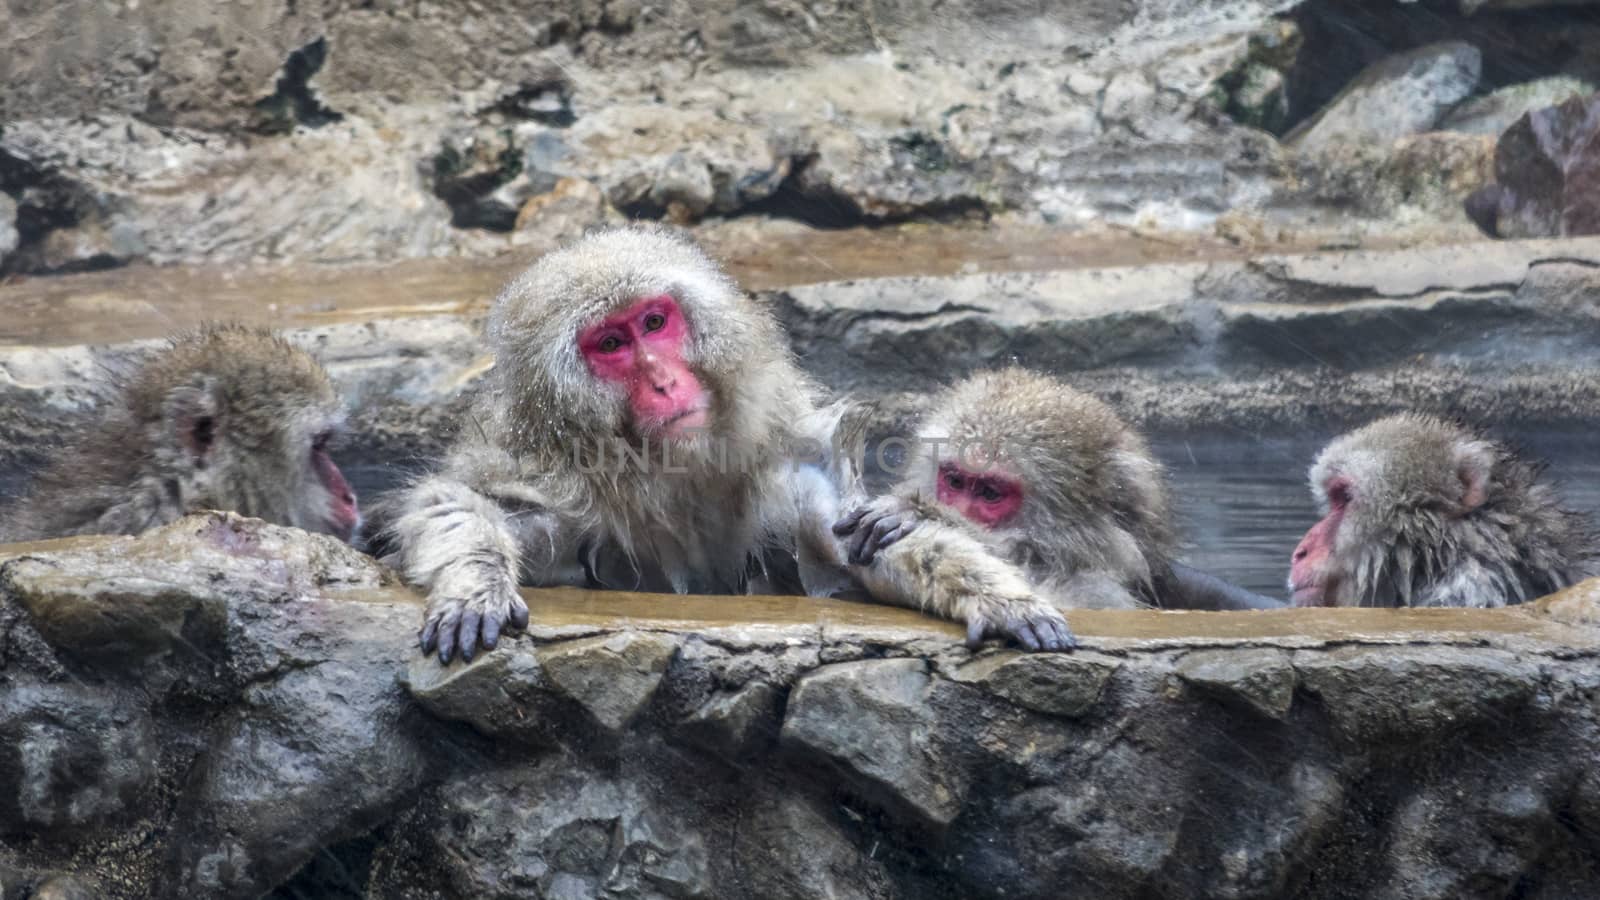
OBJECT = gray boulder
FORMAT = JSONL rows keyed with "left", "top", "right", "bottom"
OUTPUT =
{"left": 1290, "top": 42, "right": 1483, "bottom": 154}
{"left": 1442, "top": 76, "right": 1596, "bottom": 135}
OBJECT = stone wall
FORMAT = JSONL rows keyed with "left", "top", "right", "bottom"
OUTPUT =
{"left": 1, "top": 514, "right": 1597, "bottom": 898}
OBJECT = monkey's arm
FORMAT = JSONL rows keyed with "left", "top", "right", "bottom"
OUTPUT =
{"left": 852, "top": 520, "right": 1076, "bottom": 651}
{"left": 382, "top": 439, "right": 589, "bottom": 663}
{"left": 1161, "top": 561, "right": 1286, "bottom": 611}
{"left": 384, "top": 471, "right": 532, "bottom": 663}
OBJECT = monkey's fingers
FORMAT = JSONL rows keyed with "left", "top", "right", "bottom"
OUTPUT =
{"left": 861, "top": 514, "right": 907, "bottom": 564}
{"left": 477, "top": 590, "right": 531, "bottom": 655}
{"left": 429, "top": 587, "right": 529, "bottom": 663}
{"left": 965, "top": 616, "right": 988, "bottom": 650}
{"left": 847, "top": 521, "right": 879, "bottom": 565}
{"left": 482, "top": 610, "right": 503, "bottom": 651}
{"left": 1036, "top": 616, "right": 1077, "bottom": 652}
{"left": 458, "top": 610, "right": 482, "bottom": 662}
{"left": 831, "top": 507, "right": 869, "bottom": 536}
{"left": 419, "top": 614, "right": 441, "bottom": 655}
{"left": 996, "top": 606, "right": 1076, "bottom": 653}
{"left": 1011, "top": 621, "right": 1043, "bottom": 651}
{"left": 434, "top": 606, "right": 463, "bottom": 665}
{"left": 873, "top": 520, "right": 917, "bottom": 555}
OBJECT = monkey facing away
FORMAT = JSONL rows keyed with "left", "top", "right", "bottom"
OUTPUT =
{"left": 1288, "top": 413, "right": 1600, "bottom": 607}
{"left": 835, "top": 368, "right": 1283, "bottom": 612}
{"left": 0, "top": 325, "right": 360, "bottom": 545}
{"left": 379, "top": 225, "right": 1076, "bottom": 663}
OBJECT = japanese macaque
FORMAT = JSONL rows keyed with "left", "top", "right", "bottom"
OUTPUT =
{"left": 0, "top": 326, "right": 360, "bottom": 545}
{"left": 378, "top": 225, "right": 1076, "bottom": 663}
{"left": 834, "top": 368, "right": 1283, "bottom": 613}
{"left": 1289, "top": 414, "right": 1600, "bottom": 607}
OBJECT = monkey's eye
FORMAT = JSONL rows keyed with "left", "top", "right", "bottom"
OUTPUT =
{"left": 945, "top": 472, "right": 965, "bottom": 490}
{"left": 642, "top": 312, "right": 667, "bottom": 332}
{"left": 597, "top": 335, "right": 625, "bottom": 354}
{"left": 976, "top": 483, "right": 1002, "bottom": 503}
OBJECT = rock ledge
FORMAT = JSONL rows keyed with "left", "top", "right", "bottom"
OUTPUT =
{"left": 1, "top": 515, "right": 1599, "bottom": 899}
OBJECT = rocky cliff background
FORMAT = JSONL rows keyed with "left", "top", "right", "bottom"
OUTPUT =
{"left": 4, "top": 0, "right": 1599, "bottom": 276}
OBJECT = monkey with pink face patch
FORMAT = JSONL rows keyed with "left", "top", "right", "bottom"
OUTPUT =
{"left": 839, "top": 369, "right": 1173, "bottom": 619}
{"left": 836, "top": 368, "right": 1285, "bottom": 617}
{"left": 0, "top": 325, "right": 361, "bottom": 546}
{"left": 1288, "top": 414, "right": 1600, "bottom": 607}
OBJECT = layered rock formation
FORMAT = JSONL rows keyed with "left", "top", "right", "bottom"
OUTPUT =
{"left": 1, "top": 514, "right": 1597, "bottom": 898}
{"left": 5, "top": 0, "right": 1600, "bottom": 274}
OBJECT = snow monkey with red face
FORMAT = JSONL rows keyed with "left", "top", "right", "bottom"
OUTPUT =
{"left": 379, "top": 226, "right": 1079, "bottom": 662}
{"left": 0, "top": 325, "right": 361, "bottom": 545}
{"left": 1289, "top": 414, "right": 1600, "bottom": 607}
{"left": 835, "top": 368, "right": 1283, "bottom": 621}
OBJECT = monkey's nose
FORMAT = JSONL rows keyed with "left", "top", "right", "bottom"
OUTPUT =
{"left": 1292, "top": 545, "right": 1308, "bottom": 561}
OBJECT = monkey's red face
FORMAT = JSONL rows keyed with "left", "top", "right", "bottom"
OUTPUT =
{"left": 936, "top": 462, "right": 1024, "bottom": 528}
{"left": 1288, "top": 475, "right": 1351, "bottom": 606}
{"left": 579, "top": 295, "right": 709, "bottom": 439}
{"left": 311, "top": 429, "right": 360, "bottom": 541}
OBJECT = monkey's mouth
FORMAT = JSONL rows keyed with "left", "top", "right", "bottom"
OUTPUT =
{"left": 658, "top": 404, "right": 710, "bottom": 439}
{"left": 1288, "top": 579, "right": 1330, "bottom": 607}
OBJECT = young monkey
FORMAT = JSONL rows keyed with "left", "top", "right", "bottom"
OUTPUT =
{"left": 0, "top": 325, "right": 361, "bottom": 544}
{"left": 837, "top": 368, "right": 1181, "bottom": 613}
{"left": 1288, "top": 413, "right": 1600, "bottom": 607}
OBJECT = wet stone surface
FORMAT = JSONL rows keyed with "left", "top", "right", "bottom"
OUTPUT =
{"left": 1, "top": 515, "right": 1599, "bottom": 898}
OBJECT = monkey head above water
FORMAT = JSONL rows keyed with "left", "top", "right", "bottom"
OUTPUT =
{"left": 0, "top": 325, "right": 360, "bottom": 544}
{"left": 838, "top": 368, "right": 1177, "bottom": 611}
{"left": 835, "top": 368, "right": 1283, "bottom": 613}
{"left": 381, "top": 225, "right": 1078, "bottom": 663}
{"left": 484, "top": 224, "right": 786, "bottom": 461}
{"left": 1289, "top": 413, "right": 1600, "bottom": 607}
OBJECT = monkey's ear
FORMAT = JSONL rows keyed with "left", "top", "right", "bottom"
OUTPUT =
{"left": 163, "top": 383, "right": 220, "bottom": 464}
{"left": 1453, "top": 441, "right": 1493, "bottom": 512}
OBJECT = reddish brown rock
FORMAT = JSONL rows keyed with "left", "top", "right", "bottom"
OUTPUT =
{"left": 1466, "top": 92, "right": 1600, "bottom": 238}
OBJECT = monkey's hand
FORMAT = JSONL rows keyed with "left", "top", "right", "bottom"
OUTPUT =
{"left": 419, "top": 563, "right": 530, "bottom": 665}
{"left": 966, "top": 595, "right": 1077, "bottom": 652}
{"left": 832, "top": 495, "right": 921, "bottom": 565}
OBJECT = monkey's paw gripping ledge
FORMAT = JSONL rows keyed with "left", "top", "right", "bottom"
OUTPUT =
{"left": 2, "top": 514, "right": 1599, "bottom": 899}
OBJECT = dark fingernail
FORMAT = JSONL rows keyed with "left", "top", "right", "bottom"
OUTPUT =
{"left": 511, "top": 602, "right": 530, "bottom": 630}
